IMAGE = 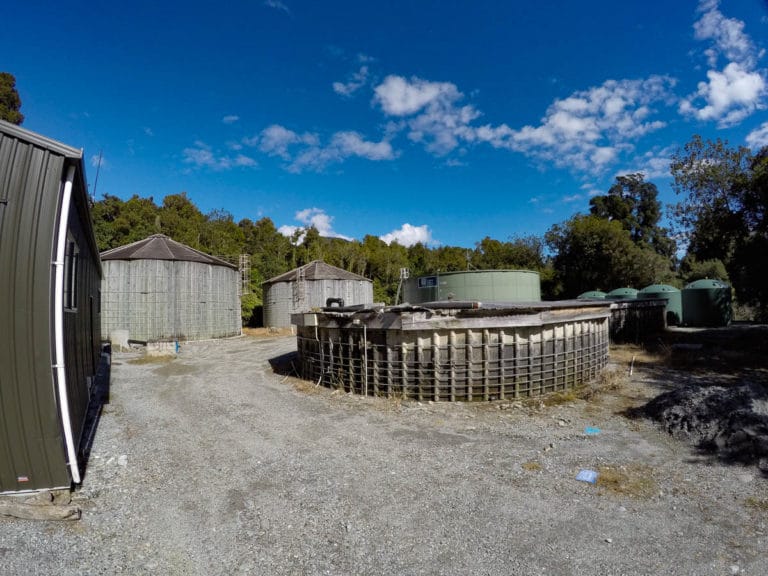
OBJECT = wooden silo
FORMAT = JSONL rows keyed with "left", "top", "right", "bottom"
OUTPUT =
{"left": 100, "top": 234, "right": 242, "bottom": 342}
{"left": 262, "top": 260, "right": 373, "bottom": 328}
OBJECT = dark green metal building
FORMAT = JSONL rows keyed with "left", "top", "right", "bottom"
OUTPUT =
{"left": 0, "top": 121, "right": 102, "bottom": 493}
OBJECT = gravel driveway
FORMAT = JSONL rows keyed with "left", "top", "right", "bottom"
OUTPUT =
{"left": 1, "top": 335, "right": 766, "bottom": 575}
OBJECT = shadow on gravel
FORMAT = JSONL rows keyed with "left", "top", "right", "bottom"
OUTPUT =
{"left": 268, "top": 351, "right": 299, "bottom": 378}
{"left": 78, "top": 345, "right": 113, "bottom": 484}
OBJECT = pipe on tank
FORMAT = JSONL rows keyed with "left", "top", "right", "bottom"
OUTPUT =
{"left": 52, "top": 165, "right": 81, "bottom": 485}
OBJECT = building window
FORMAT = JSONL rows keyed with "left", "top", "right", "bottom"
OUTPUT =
{"left": 64, "top": 232, "right": 79, "bottom": 311}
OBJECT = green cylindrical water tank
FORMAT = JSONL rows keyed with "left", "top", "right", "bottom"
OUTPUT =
{"left": 402, "top": 270, "right": 541, "bottom": 304}
{"left": 606, "top": 287, "right": 638, "bottom": 300}
{"left": 577, "top": 290, "right": 607, "bottom": 300}
{"left": 638, "top": 284, "right": 682, "bottom": 326}
{"left": 682, "top": 279, "right": 732, "bottom": 327}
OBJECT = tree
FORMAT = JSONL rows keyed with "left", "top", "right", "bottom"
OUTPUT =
{"left": 671, "top": 136, "right": 768, "bottom": 317}
{"left": 545, "top": 214, "right": 674, "bottom": 297}
{"left": 159, "top": 192, "right": 206, "bottom": 249}
{"left": 91, "top": 194, "right": 160, "bottom": 250}
{"left": 0, "top": 72, "right": 23, "bottom": 125}
{"left": 472, "top": 235, "right": 546, "bottom": 270}
{"left": 589, "top": 173, "right": 675, "bottom": 259}
{"left": 202, "top": 209, "right": 244, "bottom": 257}
{"left": 240, "top": 217, "right": 292, "bottom": 288}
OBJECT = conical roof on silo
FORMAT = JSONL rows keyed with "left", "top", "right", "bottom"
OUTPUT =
{"left": 101, "top": 234, "right": 237, "bottom": 269}
{"left": 263, "top": 260, "right": 369, "bottom": 284}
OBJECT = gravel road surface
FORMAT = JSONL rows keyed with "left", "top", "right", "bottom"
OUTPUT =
{"left": 1, "top": 335, "right": 766, "bottom": 575}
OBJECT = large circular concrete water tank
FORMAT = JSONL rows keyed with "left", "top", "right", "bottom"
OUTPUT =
{"left": 578, "top": 290, "right": 607, "bottom": 300}
{"left": 638, "top": 284, "right": 682, "bottom": 326}
{"left": 403, "top": 270, "right": 540, "bottom": 304}
{"left": 293, "top": 301, "right": 611, "bottom": 401}
{"left": 606, "top": 287, "right": 638, "bottom": 300}
{"left": 682, "top": 279, "right": 732, "bottom": 327}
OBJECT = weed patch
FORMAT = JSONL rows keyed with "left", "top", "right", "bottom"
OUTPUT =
{"left": 596, "top": 464, "right": 657, "bottom": 499}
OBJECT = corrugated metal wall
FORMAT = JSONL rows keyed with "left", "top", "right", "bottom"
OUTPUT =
{"left": 264, "top": 278, "right": 374, "bottom": 328}
{"left": 101, "top": 259, "right": 241, "bottom": 341}
{"left": 0, "top": 124, "right": 101, "bottom": 493}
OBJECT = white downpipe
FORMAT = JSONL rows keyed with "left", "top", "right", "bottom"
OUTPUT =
{"left": 53, "top": 165, "right": 81, "bottom": 484}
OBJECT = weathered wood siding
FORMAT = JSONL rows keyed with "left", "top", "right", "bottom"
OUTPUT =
{"left": 101, "top": 259, "right": 241, "bottom": 341}
{"left": 264, "top": 278, "right": 374, "bottom": 328}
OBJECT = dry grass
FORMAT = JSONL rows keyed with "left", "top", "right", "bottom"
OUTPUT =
{"left": 596, "top": 464, "right": 657, "bottom": 499}
{"left": 521, "top": 461, "right": 542, "bottom": 472}
{"left": 610, "top": 344, "right": 666, "bottom": 367}
{"left": 243, "top": 327, "right": 295, "bottom": 338}
{"left": 127, "top": 355, "right": 175, "bottom": 365}
{"left": 744, "top": 497, "right": 768, "bottom": 511}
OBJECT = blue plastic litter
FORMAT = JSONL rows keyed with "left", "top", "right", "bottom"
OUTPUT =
{"left": 576, "top": 469, "right": 599, "bottom": 483}
{"left": 585, "top": 427, "right": 601, "bottom": 435}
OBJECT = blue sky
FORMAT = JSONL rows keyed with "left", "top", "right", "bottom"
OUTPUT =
{"left": 4, "top": 0, "right": 768, "bottom": 248}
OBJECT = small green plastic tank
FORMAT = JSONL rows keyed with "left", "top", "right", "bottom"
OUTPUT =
{"left": 682, "top": 279, "right": 732, "bottom": 327}
{"left": 606, "top": 287, "right": 638, "bottom": 300}
{"left": 638, "top": 284, "right": 682, "bottom": 326}
{"left": 577, "top": 290, "right": 607, "bottom": 300}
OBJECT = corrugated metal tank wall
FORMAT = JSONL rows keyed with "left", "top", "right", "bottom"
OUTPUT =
{"left": 264, "top": 279, "right": 374, "bottom": 328}
{"left": 101, "top": 259, "right": 241, "bottom": 341}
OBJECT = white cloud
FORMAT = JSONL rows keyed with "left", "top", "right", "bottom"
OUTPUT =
{"left": 143, "top": 127, "right": 154, "bottom": 137}
{"left": 90, "top": 154, "right": 107, "bottom": 169}
{"left": 379, "top": 223, "right": 433, "bottom": 247}
{"left": 222, "top": 115, "right": 240, "bottom": 124}
{"left": 372, "top": 74, "right": 674, "bottom": 170}
{"left": 373, "top": 75, "right": 481, "bottom": 155}
{"left": 746, "top": 121, "right": 768, "bottom": 148}
{"left": 333, "top": 66, "right": 369, "bottom": 97}
{"left": 681, "top": 1, "right": 767, "bottom": 127}
{"left": 182, "top": 141, "right": 258, "bottom": 171}
{"left": 278, "top": 208, "right": 352, "bottom": 241}
{"left": 562, "top": 194, "right": 582, "bottom": 203}
{"left": 288, "top": 131, "right": 396, "bottom": 173}
{"left": 374, "top": 75, "right": 462, "bottom": 116}
{"left": 694, "top": 0, "right": 762, "bottom": 69}
{"left": 617, "top": 147, "right": 674, "bottom": 180}
{"left": 251, "top": 124, "right": 318, "bottom": 159}
{"left": 479, "top": 76, "right": 675, "bottom": 174}
{"left": 246, "top": 124, "right": 396, "bottom": 172}
{"left": 679, "top": 62, "right": 766, "bottom": 127}
{"left": 264, "top": 0, "right": 289, "bottom": 14}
